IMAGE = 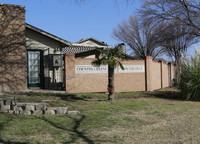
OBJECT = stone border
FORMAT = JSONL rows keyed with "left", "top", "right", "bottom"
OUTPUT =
{"left": 0, "top": 97, "right": 79, "bottom": 115}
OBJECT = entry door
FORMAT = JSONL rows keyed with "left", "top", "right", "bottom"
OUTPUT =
{"left": 27, "top": 51, "right": 41, "bottom": 87}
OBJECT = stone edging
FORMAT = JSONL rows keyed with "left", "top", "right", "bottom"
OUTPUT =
{"left": 0, "top": 97, "right": 79, "bottom": 115}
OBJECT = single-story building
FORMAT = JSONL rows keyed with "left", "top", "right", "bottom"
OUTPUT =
{"left": 26, "top": 24, "right": 111, "bottom": 90}
{"left": 0, "top": 3, "right": 116, "bottom": 92}
{"left": 0, "top": 3, "right": 175, "bottom": 93}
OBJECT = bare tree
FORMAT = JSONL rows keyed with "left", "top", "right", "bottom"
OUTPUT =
{"left": 140, "top": 0, "right": 200, "bottom": 36}
{"left": 113, "top": 15, "right": 164, "bottom": 59}
{"left": 73, "top": 0, "right": 138, "bottom": 4}
{"left": 160, "top": 22, "right": 198, "bottom": 62}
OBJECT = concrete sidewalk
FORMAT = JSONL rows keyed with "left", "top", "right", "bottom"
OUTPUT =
{"left": 0, "top": 89, "right": 65, "bottom": 96}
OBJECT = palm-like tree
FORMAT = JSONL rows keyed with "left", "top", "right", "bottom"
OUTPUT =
{"left": 92, "top": 46, "right": 127, "bottom": 100}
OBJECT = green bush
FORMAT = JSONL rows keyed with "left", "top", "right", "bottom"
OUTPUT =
{"left": 172, "top": 78, "right": 178, "bottom": 87}
{"left": 178, "top": 47, "right": 200, "bottom": 100}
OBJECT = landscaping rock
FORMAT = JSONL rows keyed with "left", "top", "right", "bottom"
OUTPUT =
{"left": 17, "top": 103, "right": 26, "bottom": 107}
{"left": 57, "top": 107, "right": 68, "bottom": 114}
{"left": 47, "top": 107, "right": 57, "bottom": 111}
{"left": 35, "top": 103, "right": 47, "bottom": 110}
{"left": 0, "top": 109, "right": 7, "bottom": 113}
{"left": 5, "top": 98, "right": 12, "bottom": 105}
{"left": 44, "top": 110, "right": 55, "bottom": 115}
{"left": 33, "top": 110, "right": 43, "bottom": 115}
{"left": 0, "top": 105, "right": 10, "bottom": 111}
{"left": 8, "top": 110, "right": 14, "bottom": 114}
{"left": 25, "top": 105, "right": 35, "bottom": 111}
{"left": 0, "top": 102, "right": 4, "bottom": 111}
{"left": 14, "top": 111, "right": 20, "bottom": 114}
{"left": 0, "top": 100, "right": 4, "bottom": 106}
{"left": 47, "top": 107, "right": 57, "bottom": 113}
{"left": 21, "top": 110, "right": 31, "bottom": 115}
{"left": 68, "top": 111, "right": 80, "bottom": 115}
{"left": 0, "top": 105, "right": 10, "bottom": 113}
{"left": 13, "top": 106, "right": 23, "bottom": 112}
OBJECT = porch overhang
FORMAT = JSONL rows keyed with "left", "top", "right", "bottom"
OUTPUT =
{"left": 62, "top": 44, "right": 112, "bottom": 54}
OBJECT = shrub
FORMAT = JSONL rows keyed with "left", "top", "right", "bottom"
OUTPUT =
{"left": 178, "top": 47, "right": 200, "bottom": 100}
{"left": 172, "top": 78, "right": 178, "bottom": 87}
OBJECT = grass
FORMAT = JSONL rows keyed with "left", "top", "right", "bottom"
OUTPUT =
{"left": 1, "top": 88, "right": 200, "bottom": 143}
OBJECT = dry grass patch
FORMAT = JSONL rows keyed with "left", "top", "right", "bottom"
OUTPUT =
{"left": 1, "top": 88, "right": 200, "bottom": 143}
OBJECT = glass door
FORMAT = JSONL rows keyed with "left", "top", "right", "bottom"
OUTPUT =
{"left": 27, "top": 51, "right": 41, "bottom": 87}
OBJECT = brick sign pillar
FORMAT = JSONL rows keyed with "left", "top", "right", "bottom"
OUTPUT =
{"left": 65, "top": 53, "right": 75, "bottom": 93}
{"left": 145, "top": 56, "right": 153, "bottom": 91}
{"left": 168, "top": 62, "right": 173, "bottom": 87}
{"left": 159, "top": 60, "right": 164, "bottom": 89}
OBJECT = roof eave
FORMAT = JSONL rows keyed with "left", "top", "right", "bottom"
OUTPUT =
{"left": 76, "top": 37, "right": 108, "bottom": 46}
{"left": 26, "top": 23, "right": 71, "bottom": 46}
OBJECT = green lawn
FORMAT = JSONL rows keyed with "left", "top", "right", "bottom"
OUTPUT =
{"left": 1, "top": 88, "right": 200, "bottom": 144}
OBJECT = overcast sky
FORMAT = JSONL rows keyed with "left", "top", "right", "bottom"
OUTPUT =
{"left": 0, "top": 0, "right": 141, "bottom": 47}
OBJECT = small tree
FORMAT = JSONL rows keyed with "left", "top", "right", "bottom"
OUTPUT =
{"left": 92, "top": 46, "right": 127, "bottom": 100}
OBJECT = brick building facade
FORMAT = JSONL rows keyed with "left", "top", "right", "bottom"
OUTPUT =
{"left": 0, "top": 4, "right": 26, "bottom": 92}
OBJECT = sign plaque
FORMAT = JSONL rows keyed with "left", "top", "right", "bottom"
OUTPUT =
{"left": 119, "top": 65, "right": 145, "bottom": 73}
{"left": 75, "top": 65, "right": 145, "bottom": 74}
{"left": 75, "top": 65, "right": 108, "bottom": 74}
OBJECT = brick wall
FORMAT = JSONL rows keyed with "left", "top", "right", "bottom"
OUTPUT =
{"left": 115, "top": 60, "right": 146, "bottom": 92}
{"left": 65, "top": 54, "right": 175, "bottom": 93}
{"left": 162, "top": 63, "right": 169, "bottom": 88}
{"left": 146, "top": 57, "right": 175, "bottom": 91}
{"left": 0, "top": 4, "right": 26, "bottom": 92}
{"left": 150, "top": 61, "right": 161, "bottom": 91}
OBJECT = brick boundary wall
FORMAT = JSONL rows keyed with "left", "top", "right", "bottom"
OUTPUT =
{"left": 65, "top": 54, "right": 175, "bottom": 93}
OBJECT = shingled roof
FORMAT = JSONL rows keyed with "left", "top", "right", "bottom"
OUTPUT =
{"left": 62, "top": 44, "right": 111, "bottom": 54}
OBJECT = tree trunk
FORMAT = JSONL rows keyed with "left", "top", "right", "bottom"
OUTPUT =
{"left": 108, "top": 66, "right": 115, "bottom": 100}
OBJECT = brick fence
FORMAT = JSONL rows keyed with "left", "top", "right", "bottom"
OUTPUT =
{"left": 65, "top": 54, "right": 175, "bottom": 93}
